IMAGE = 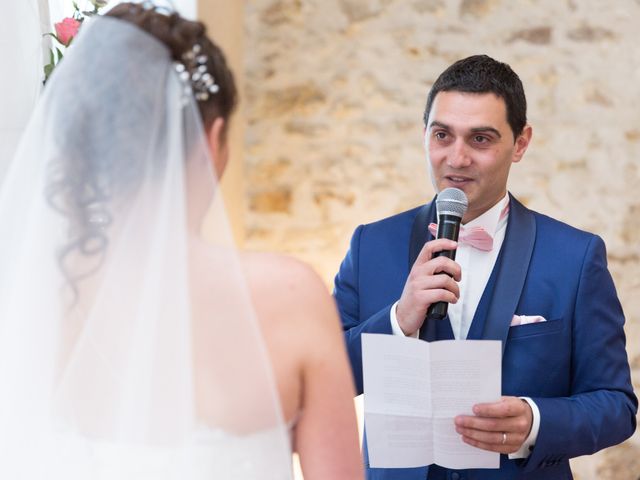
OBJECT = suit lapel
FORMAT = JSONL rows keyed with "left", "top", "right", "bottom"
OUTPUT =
{"left": 408, "top": 197, "right": 437, "bottom": 269}
{"left": 481, "top": 195, "right": 536, "bottom": 353}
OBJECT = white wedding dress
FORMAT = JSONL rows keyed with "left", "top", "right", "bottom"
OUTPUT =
{"left": 0, "top": 15, "right": 294, "bottom": 480}
{"left": 47, "top": 426, "right": 293, "bottom": 479}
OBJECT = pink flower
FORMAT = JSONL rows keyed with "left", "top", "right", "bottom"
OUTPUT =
{"left": 55, "top": 17, "right": 81, "bottom": 46}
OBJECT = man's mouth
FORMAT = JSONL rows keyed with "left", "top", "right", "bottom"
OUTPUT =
{"left": 444, "top": 175, "right": 473, "bottom": 186}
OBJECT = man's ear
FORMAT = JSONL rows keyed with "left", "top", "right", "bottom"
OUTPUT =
{"left": 207, "top": 117, "right": 228, "bottom": 176}
{"left": 512, "top": 124, "right": 532, "bottom": 164}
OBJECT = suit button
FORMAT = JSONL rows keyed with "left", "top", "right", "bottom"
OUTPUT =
{"left": 451, "top": 473, "right": 460, "bottom": 480}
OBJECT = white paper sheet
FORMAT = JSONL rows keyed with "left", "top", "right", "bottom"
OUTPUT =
{"left": 362, "top": 333, "right": 501, "bottom": 469}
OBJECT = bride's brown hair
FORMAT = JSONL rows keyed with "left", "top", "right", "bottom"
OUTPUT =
{"left": 107, "top": 2, "right": 237, "bottom": 131}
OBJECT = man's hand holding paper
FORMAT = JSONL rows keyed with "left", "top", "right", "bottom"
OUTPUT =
{"left": 455, "top": 396, "right": 533, "bottom": 454}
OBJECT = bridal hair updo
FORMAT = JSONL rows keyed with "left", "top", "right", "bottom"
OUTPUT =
{"left": 107, "top": 2, "right": 237, "bottom": 131}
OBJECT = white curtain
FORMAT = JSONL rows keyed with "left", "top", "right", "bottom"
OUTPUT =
{"left": 0, "top": 0, "right": 48, "bottom": 183}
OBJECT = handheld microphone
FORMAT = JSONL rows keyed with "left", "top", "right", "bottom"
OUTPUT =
{"left": 426, "top": 187, "right": 468, "bottom": 321}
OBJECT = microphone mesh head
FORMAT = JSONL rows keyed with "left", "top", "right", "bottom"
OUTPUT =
{"left": 436, "top": 188, "right": 468, "bottom": 218}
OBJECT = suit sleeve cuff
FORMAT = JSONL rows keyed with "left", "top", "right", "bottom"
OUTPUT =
{"left": 508, "top": 396, "right": 540, "bottom": 459}
{"left": 389, "top": 300, "right": 418, "bottom": 338}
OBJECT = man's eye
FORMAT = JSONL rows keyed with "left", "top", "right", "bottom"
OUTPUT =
{"left": 434, "top": 131, "right": 447, "bottom": 140}
{"left": 474, "top": 135, "right": 489, "bottom": 143}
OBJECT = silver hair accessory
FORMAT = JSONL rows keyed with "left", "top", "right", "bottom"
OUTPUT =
{"left": 140, "top": 0, "right": 175, "bottom": 14}
{"left": 174, "top": 43, "right": 220, "bottom": 102}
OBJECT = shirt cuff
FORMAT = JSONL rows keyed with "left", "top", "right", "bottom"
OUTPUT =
{"left": 508, "top": 396, "right": 540, "bottom": 459}
{"left": 389, "top": 300, "right": 418, "bottom": 338}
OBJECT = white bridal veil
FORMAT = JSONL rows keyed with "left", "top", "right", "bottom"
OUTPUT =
{"left": 0, "top": 14, "right": 292, "bottom": 479}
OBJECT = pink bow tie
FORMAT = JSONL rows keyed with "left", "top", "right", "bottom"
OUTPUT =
{"left": 428, "top": 223, "right": 494, "bottom": 251}
{"left": 427, "top": 202, "right": 510, "bottom": 252}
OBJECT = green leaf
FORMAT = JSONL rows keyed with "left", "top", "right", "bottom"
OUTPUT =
{"left": 43, "top": 63, "right": 54, "bottom": 84}
{"left": 56, "top": 47, "right": 64, "bottom": 62}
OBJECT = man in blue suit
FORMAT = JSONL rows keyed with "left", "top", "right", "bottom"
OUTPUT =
{"left": 334, "top": 55, "right": 637, "bottom": 479}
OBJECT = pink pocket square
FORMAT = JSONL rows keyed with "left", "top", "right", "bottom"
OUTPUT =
{"left": 510, "top": 314, "right": 547, "bottom": 326}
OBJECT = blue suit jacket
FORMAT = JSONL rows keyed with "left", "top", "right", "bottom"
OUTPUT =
{"left": 334, "top": 195, "right": 637, "bottom": 480}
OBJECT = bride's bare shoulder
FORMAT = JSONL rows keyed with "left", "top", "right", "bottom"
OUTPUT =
{"left": 241, "top": 251, "right": 334, "bottom": 321}
{"left": 241, "top": 251, "right": 327, "bottom": 296}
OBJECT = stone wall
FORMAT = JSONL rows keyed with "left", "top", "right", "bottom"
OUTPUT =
{"left": 243, "top": 1, "right": 640, "bottom": 477}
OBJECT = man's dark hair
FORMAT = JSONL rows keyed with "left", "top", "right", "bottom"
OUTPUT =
{"left": 423, "top": 55, "right": 527, "bottom": 138}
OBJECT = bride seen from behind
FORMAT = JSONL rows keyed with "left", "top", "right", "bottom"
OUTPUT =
{"left": 0, "top": 3, "right": 363, "bottom": 479}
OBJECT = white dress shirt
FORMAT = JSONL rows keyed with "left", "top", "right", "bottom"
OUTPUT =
{"left": 390, "top": 193, "right": 539, "bottom": 459}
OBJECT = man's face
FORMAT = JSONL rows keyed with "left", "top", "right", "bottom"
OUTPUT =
{"left": 425, "top": 91, "right": 531, "bottom": 223}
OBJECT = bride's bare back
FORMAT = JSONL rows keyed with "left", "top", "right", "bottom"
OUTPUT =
{"left": 188, "top": 241, "right": 363, "bottom": 479}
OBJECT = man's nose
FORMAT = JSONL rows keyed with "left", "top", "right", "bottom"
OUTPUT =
{"left": 446, "top": 140, "right": 472, "bottom": 168}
